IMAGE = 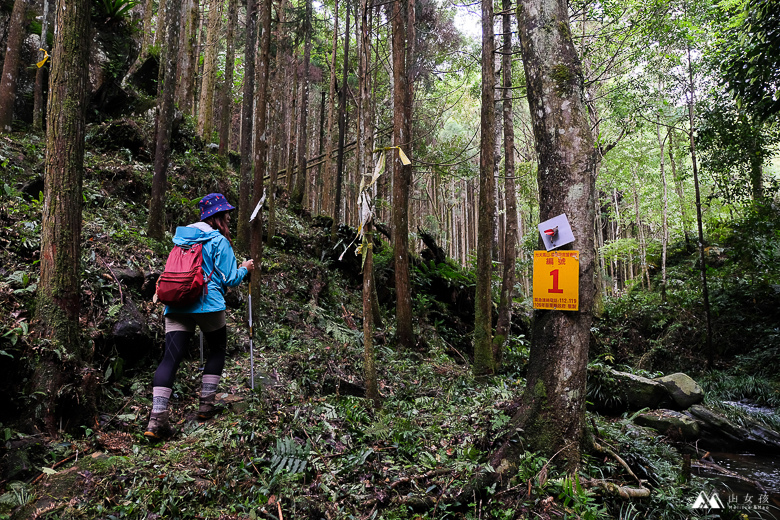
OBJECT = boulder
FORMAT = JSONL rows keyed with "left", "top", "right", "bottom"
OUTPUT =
{"left": 612, "top": 370, "right": 672, "bottom": 411}
{"left": 687, "top": 404, "right": 780, "bottom": 453}
{"left": 654, "top": 373, "right": 704, "bottom": 410}
{"left": 634, "top": 409, "right": 700, "bottom": 439}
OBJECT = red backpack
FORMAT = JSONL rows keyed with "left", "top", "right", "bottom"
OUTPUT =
{"left": 155, "top": 242, "right": 215, "bottom": 306}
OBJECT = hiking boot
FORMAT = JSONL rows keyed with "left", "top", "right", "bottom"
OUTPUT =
{"left": 144, "top": 411, "right": 175, "bottom": 440}
{"left": 198, "top": 392, "right": 226, "bottom": 420}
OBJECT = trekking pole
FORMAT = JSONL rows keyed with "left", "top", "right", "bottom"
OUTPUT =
{"left": 199, "top": 331, "right": 204, "bottom": 370}
{"left": 248, "top": 271, "right": 255, "bottom": 390}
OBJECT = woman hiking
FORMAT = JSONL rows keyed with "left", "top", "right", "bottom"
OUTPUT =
{"left": 145, "top": 193, "right": 254, "bottom": 440}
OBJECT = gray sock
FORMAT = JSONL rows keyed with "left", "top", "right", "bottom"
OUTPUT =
{"left": 202, "top": 374, "right": 221, "bottom": 396}
{"left": 152, "top": 386, "right": 172, "bottom": 414}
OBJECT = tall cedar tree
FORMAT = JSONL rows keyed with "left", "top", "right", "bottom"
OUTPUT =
{"left": 493, "top": 0, "right": 518, "bottom": 367}
{"left": 0, "top": 0, "right": 27, "bottom": 132}
{"left": 513, "top": 0, "right": 597, "bottom": 469}
{"left": 236, "top": 0, "right": 258, "bottom": 251}
{"left": 291, "top": 0, "right": 313, "bottom": 206}
{"left": 473, "top": 0, "right": 496, "bottom": 375}
{"left": 250, "top": 0, "right": 272, "bottom": 308}
{"left": 34, "top": 0, "right": 95, "bottom": 434}
{"left": 198, "top": 0, "right": 224, "bottom": 141}
{"left": 219, "top": 0, "right": 239, "bottom": 155}
{"left": 330, "top": 0, "right": 350, "bottom": 239}
{"left": 148, "top": 0, "right": 183, "bottom": 239}
{"left": 390, "top": 0, "right": 414, "bottom": 349}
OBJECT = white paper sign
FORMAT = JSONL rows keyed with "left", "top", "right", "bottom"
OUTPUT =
{"left": 538, "top": 213, "right": 575, "bottom": 251}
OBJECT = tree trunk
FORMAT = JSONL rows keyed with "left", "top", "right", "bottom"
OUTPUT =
{"left": 322, "top": 0, "right": 339, "bottom": 220}
{"left": 473, "top": 0, "right": 496, "bottom": 375}
{"left": 493, "top": 0, "right": 517, "bottom": 367}
{"left": 291, "top": 0, "right": 312, "bottom": 207}
{"left": 148, "top": 0, "right": 183, "bottom": 240}
{"left": 236, "top": 0, "right": 258, "bottom": 251}
{"left": 330, "top": 1, "right": 350, "bottom": 239}
{"left": 657, "top": 120, "right": 669, "bottom": 300}
{"left": 218, "top": 0, "right": 238, "bottom": 156}
{"left": 250, "top": 0, "right": 272, "bottom": 310}
{"left": 35, "top": 0, "right": 94, "bottom": 434}
{"left": 686, "top": 43, "right": 714, "bottom": 369}
{"left": 176, "top": 0, "right": 199, "bottom": 117}
{"left": 390, "top": 0, "right": 414, "bottom": 349}
{"left": 513, "top": 0, "right": 597, "bottom": 470}
{"left": 33, "top": 0, "right": 50, "bottom": 132}
{"left": 198, "top": 0, "right": 223, "bottom": 141}
{"left": 631, "top": 169, "right": 650, "bottom": 290}
{"left": 0, "top": 0, "right": 27, "bottom": 132}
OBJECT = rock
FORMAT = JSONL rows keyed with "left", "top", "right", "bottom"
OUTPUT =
{"left": 687, "top": 404, "right": 780, "bottom": 453}
{"left": 109, "top": 298, "right": 154, "bottom": 366}
{"left": 654, "top": 373, "right": 704, "bottom": 410}
{"left": 634, "top": 409, "right": 700, "bottom": 439}
{"left": 612, "top": 370, "right": 673, "bottom": 411}
{"left": 113, "top": 268, "right": 145, "bottom": 289}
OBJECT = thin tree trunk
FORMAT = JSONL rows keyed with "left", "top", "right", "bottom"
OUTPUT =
{"left": 331, "top": 1, "right": 351, "bottom": 239}
{"left": 249, "top": 0, "right": 272, "bottom": 316}
{"left": 218, "top": 0, "right": 238, "bottom": 156}
{"left": 631, "top": 169, "right": 650, "bottom": 289}
{"left": 322, "top": 0, "right": 339, "bottom": 220}
{"left": 292, "top": 0, "right": 312, "bottom": 206}
{"left": 493, "top": 0, "right": 517, "bottom": 367}
{"left": 390, "top": 0, "right": 414, "bottom": 349}
{"left": 33, "top": 0, "right": 50, "bottom": 132}
{"left": 473, "top": 0, "right": 496, "bottom": 376}
{"left": 176, "top": 0, "right": 199, "bottom": 116}
{"left": 657, "top": 120, "right": 669, "bottom": 300}
{"left": 0, "top": 0, "right": 27, "bottom": 132}
{"left": 686, "top": 43, "right": 714, "bottom": 368}
{"left": 236, "top": 0, "right": 257, "bottom": 251}
{"left": 148, "top": 0, "right": 183, "bottom": 239}
{"left": 198, "top": 0, "right": 223, "bottom": 141}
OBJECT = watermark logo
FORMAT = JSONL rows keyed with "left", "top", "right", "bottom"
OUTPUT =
{"left": 692, "top": 491, "right": 725, "bottom": 509}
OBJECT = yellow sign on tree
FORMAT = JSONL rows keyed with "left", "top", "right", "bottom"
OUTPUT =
{"left": 533, "top": 250, "right": 579, "bottom": 310}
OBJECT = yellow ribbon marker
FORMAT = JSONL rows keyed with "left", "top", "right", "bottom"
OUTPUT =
{"left": 396, "top": 147, "right": 411, "bottom": 165}
{"left": 36, "top": 49, "right": 49, "bottom": 68}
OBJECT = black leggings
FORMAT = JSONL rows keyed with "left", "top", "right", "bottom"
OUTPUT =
{"left": 153, "top": 326, "right": 227, "bottom": 388}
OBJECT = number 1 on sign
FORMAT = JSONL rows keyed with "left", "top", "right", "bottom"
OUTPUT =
{"left": 549, "top": 269, "right": 563, "bottom": 293}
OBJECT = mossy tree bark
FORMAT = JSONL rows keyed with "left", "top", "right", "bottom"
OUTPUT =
{"left": 35, "top": 0, "right": 95, "bottom": 435}
{"left": 473, "top": 0, "right": 496, "bottom": 376}
{"left": 0, "top": 0, "right": 27, "bottom": 132}
{"left": 148, "top": 0, "right": 182, "bottom": 240}
{"left": 513, "top": 0, "right": 597, "bottom": 471}
{"left": 198, "top": 0, "right": 223, "bottom": 141}
{"left": 176, "top": 0, "right": 200, "bottom": 118}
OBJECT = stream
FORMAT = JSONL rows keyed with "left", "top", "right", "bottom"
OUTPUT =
{"left": 691, "top": 401, "right": 780, "bottom": 519}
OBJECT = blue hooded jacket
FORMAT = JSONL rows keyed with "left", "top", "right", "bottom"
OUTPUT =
{"left": 164, "top": 222, "right": 248, "bottom": 314}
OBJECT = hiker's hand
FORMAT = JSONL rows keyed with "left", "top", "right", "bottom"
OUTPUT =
{"left": 241, "top": 259, "right": 255, "bottom": 271}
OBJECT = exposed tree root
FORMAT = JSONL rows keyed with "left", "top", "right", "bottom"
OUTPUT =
{"left": 580, "top": 477, "right": 651, "bottom": 498}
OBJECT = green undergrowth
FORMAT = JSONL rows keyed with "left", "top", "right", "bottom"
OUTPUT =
{"left": 0, "top": 129, "right": 761, "bottom": 519}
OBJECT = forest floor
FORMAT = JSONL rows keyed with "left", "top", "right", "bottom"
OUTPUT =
{"left": 1, "top": 124, "right": 780, "bottom": 519}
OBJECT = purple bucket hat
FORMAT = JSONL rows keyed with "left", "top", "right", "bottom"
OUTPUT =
{"left": 198, "top": 193, "right": 236, "bottom": 221}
